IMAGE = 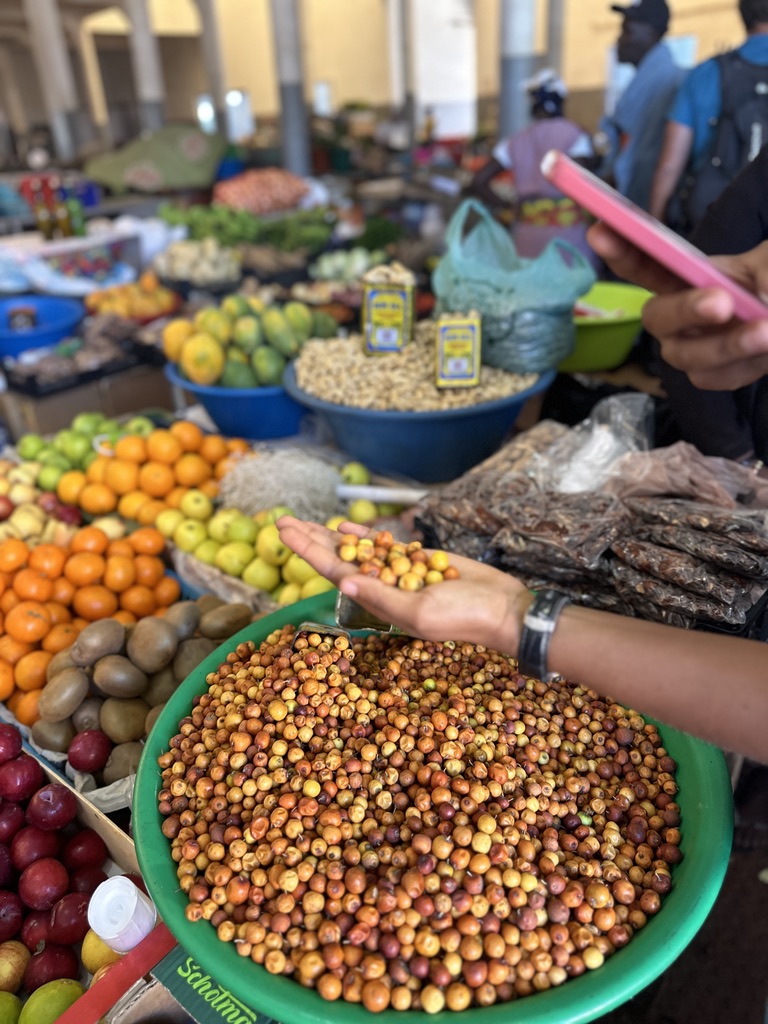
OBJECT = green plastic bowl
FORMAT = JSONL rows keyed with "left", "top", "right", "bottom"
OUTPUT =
{"left": 559, "top": 281, "right": 652, "bottom": 373}
{"left": 135, "top": 592, "right": 733, "bottom": 1024}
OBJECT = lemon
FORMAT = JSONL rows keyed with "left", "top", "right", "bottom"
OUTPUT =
{"left": 80, "top": 929, "right": 122, "bottom": 976}
{"left": 18, "top": 980, "right": 84, "bottom": 1024}
{"left": 0, "top": 993, "right": 21, "bottom": 1024}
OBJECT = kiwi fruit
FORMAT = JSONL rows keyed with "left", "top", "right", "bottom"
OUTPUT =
{"left": 38, "top": 668, "right": 90, "bottom": 723}
{"left": 69, "top": 619, "right": 125, "bottom": 668}
{"left": 100, "top": 697, "right": 150, "bottom": 743}
{"left": 162, "top": 601, "right": 201, "bottom": 641}
{"left": 102, "top": 742, "right": 144, "bottom": 785}
{"left": 30, "top": 717, "right": 76, "bottom": 753}
{"left": 199, "top": 603, "right": 252, "bottom": 640}
{"left": 126, "top": 618, "right": 179, "bottom": 675}
{"left": 92, "top": 655, "right": 148, "bottom": 699}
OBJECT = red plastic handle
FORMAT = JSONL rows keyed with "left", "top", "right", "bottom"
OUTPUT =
{"left": 54, "top": 923, "right": 178, "bottom": 1024}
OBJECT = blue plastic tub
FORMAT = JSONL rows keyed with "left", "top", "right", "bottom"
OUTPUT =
{"left": 0, "top": 295, "right": 84, "bottom": 357}
{"left": 283, "top": 364, "right": 556, "bottom": 482}
{"left": 164, "top": 362, "right": 306, "bottom": 440}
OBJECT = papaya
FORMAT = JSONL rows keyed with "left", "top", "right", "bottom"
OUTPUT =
{"left": 311, "top": 309, "right": 339, "bottom": 339}
{"left": 282, "top": 301, "right": 313, "bottom": 344}
{"left": 252, "top": 346, "right": 287, "bottom": 386}
{"left": 179, "top": 332, "right": 225, "bottom": 385}
{"left": 232, "top": 315, "right": 262, "bottom": 353}
{"left": 262, "top": 308, "right": 299, "bottom": 358}
{"left": 220, "top": 359, "right": 259, "bottom": 388}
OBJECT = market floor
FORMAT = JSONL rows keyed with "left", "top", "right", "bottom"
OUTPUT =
{"left": 594, "top": 762, "right": 768, "bottom": 1024}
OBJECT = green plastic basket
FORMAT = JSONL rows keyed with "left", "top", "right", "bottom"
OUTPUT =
{"left": 559, "top": 281, "right": 651, "bottom": 374}
{"left": 134, "top": 592, "right": 733, "bottom": 1024}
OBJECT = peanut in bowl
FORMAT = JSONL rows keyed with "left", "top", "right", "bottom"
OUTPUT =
{"left": 134, "top": 591, "right": 732, "bottom": 1024}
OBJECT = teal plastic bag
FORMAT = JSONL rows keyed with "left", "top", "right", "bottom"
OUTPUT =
{"left": 432, "top": 199, "right": 596, "bottom": 373}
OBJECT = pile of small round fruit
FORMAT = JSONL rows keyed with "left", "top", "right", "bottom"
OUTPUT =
{"left": 337, "top": 530, "right": 459, "bottom": 590}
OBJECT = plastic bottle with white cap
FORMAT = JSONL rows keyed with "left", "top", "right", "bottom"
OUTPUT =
{"left": 87, "top": 875, "right": 157, "bottom": 954}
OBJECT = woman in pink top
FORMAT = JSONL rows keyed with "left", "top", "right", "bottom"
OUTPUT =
{"left": 471, "top": 70, "right": 600, "bottom": 269}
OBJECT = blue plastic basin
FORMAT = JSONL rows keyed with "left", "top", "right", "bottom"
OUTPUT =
{"left": 283, "top": 363, "right": 556, "bottom": 482}
{"left": 0, "top": 295, "right": 84, "bottom": 357}
{"left": 164, "top": 362, "right": 306, "bottom": 440}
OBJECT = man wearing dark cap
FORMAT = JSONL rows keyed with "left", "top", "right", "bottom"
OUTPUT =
{"left": 599, "top": 0, "right": 685, "bottom": 209}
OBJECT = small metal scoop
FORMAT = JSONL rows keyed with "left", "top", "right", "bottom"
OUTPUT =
{"left": 290, "top": 592, "right": 400, "bottom": 651}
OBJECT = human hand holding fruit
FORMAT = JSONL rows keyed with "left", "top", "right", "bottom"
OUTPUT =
{"left": 276, "top": 516, "right": 533, "bottom": 651}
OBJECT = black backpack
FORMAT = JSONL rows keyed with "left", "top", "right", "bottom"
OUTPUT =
{"left": 672, "top": 51, "right": 768, "bottom": 234}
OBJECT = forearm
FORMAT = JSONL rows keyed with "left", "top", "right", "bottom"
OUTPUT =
{"left": 649, "top": 123, "right": 692, "bottom": 222}
{"left": 648, "top": 165, "right": 679, "bottom": 222}
{"left": 545, "top": 605, "right": 768, "bottom": 763}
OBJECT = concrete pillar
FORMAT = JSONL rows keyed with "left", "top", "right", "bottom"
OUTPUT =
{"left": 121, "top": 0, "right": 165, "bottom": 133}
{"left": 0, "top": 104, "right": 13, "bottom": 167}
{"left": 269, "top": 0, "right": 310, "bottom": 177}
{"left": 499, "top": 0, "right": 537, "bottom": 138}
{"left": 22, "top": 0, "right": 79, "bottom": 161}
{"left": 397, "top": 0, "right": 415, "bottom": 151}
{"left": 195, "top": 0, "right": 227, "bottom": 134}
{"left": 387, "top": 0, "right": 405, "bottom": 110}
{"left": 0, "top": 45, "right": 28, "bottom": 138}
{"left": 74, "top": 22, "right": 111, "bottom": 146}
{"left": 546, "top": 0, "right": 566, "bottom": 74}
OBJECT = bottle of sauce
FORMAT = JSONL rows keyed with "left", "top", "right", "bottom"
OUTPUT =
{"left": 29, "top": 177, "right": 54, "bottom": 241}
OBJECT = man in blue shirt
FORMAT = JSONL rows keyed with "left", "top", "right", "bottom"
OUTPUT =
{"left": 650, "top": 0, "right": 768, "bottom": 224}
{"left": 600, "top": 0, "right": 685, "bottom": 210}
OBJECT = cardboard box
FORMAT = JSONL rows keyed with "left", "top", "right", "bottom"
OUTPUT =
{"left": 0, "top": 364, "right": 175, "bottom": 441}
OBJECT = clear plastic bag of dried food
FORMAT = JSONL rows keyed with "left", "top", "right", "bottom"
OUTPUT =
{"left": 610, "top": 561, "right": 767, "bottom": 627}
{"left": 611, "top": 537, "right": 753, "bottom": 606}
{"left": 490, "top": 492, "right": 629, "bottom": 570}
{"left": 529, "top": 393, "right": 654, "bottom": 494}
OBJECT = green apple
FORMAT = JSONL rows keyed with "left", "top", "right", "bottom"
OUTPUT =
{"left": 193, "top": 538, "right": 222, "bottom": 565}
{"left": 265, "top": 505, "right": 294, "bottom": 524}
{"left": 325, "top": 515, "right": 346, "bottom": 531}
{"left": 300, "top": 576, "right": 335, "bottom": 599}
{"left": 282, "top": 552, "right": 318, "bottom": 587}
{"left": 71, "top": 412, "right": 105, "bottom": 436}
{"left": 227, "top": 514, "right": 259, "bottom": 545}
{"left": 173, "top": 518, "right": 209, "bottom": 553}
{"left": 256, "top": 523, "right": 292, "bottom": 566}
{"left": 53, "top": 429, "right": 77, "bottom": 456}
{"left": 61, "top": 432, "right": 93, "bottom": 467}
{"left": 156, "top": 508, "right": 185, "bottom": 538}
{"left": 38, "top": 450, "right": 71, "bottom": 471}
{"left": 124, "top": 415, "right": 155, "bottom": 438}
{"left": 275, "top": 582, "right": 302, "bottom": 607}
{"left": 378, "top": 502, "right": 403, "bottom": 517}
{"left": 347, "top": 499, "right": 378, "bottom": 524}
{"left": 208, "top": 508, "right": 241, "bottom": 543}
{"left": 242, "top": 556, "right": 281, "bottom": 592}
{"left": 16, "top": 434, "right": 45, "bottom": 460}
{"left": 215, "top": 541, "right": 255, "bottom": 577}
{"left": 37, "top": 465, "right": 64, "bottom": 492}
{"left": 179, "top": 488, "right": 214, "bottom": 522}
{"left": 340, "top": 461, "right": 371, "bottom": 485}
{"left": 99, "top": 418, "right": 121, "bottom": 436}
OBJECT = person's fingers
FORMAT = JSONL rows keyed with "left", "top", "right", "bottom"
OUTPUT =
{"left": 276, "top": 517, "right": 353, "bottom": 585}
{"left": 684, "top": 354, "right": 768, "bottom": 390}
{"left": 586, "top": 222, "right": 685, "bottom": 294}
{"left": 339, "top": 574, "right": 427, "bottom": 632}
{"left": 642, "top": 288, "right": 735, "bottom": 342}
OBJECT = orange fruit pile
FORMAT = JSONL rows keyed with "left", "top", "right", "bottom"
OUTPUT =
{"left": 0, "top": 525, "right": 180, "bottom": 725}
{"left": 55, "top": 422, "right": 249, "bottom": 524}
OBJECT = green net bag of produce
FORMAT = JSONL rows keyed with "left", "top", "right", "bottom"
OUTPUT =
{"left": 432, "top": 199, "right": 595, "bottom": 373}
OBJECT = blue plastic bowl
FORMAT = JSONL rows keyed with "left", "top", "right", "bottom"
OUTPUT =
{"left": 284, "top": 363, "right": 556, "bottom": 482}
{"left": 164, "top": 363, "right": 306, "bottom": 440}
{"left": 0, "top": 295, "right": 84, "bottom": 357}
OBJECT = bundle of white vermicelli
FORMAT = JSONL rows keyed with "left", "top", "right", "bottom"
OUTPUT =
{"left": 217, "top": 447, "right": 342, "bottom": 522}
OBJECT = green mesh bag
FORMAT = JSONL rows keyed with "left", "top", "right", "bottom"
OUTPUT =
{"left": 432, "top": 199, "right": 596, "bottom": 373}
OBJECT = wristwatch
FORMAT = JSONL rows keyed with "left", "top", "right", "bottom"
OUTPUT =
{"left": 518, "top": 589, "right": 571, "bottom": 679}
